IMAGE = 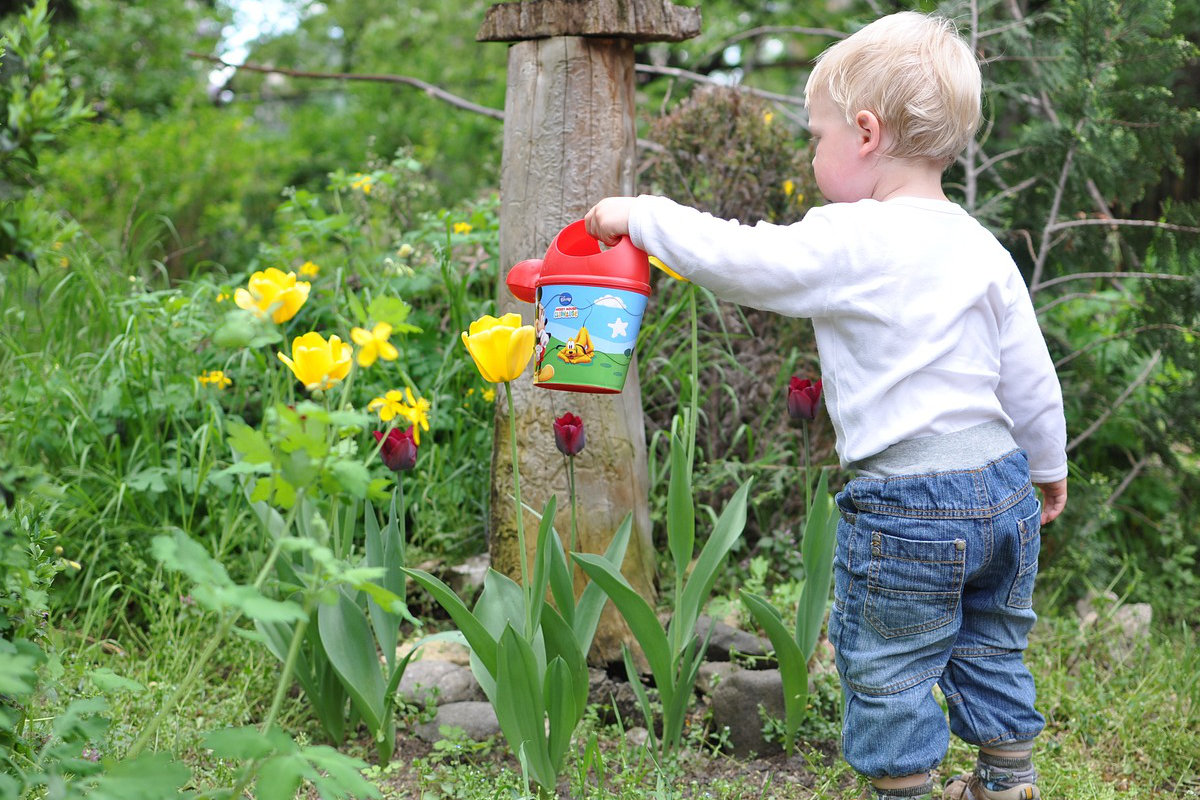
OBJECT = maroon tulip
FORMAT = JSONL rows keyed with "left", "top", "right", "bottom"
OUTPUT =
{"left": 374, "top": 427, "right": 418, "bottom": 472}
{"left": 553, "top": 412, "right": 586, "bottom": 457}
{"left": 787, "top": 377, "right": 823, "bottom": 422}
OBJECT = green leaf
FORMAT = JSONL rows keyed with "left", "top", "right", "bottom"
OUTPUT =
{"left": 225, "top": 421, "right": 274, "bottom": 464}
{"left": 573, "top": 513, "right": 633, "bottom": 653}
{"left": 215, "top": 585, "right": 306, "bottom": 623}
{"left": 91, "top": 752, "right": 191, "bottom": 800}
{"left": 674, "top": 478, "right": 752, "bottom": 652}
{"left": 573, "top": 552, "right": 672, "bottom": 704}
{"left": 544, "top": 656, "right": 578, "bottom": 771}
{"left": 203, "top": 725, "right": 279, "bottom": 760}
{"left": 797, "top": 470, "right": 838, "bottom": 660}
{"left": 318, "top": 589, "right": 386, "bottom": 732}
{"left": 494, "top": 625, "right": 555, "bottom": 791}
{"left": 90, "top": 668, "right": 145, "bottom": 695}
{"left": 328, "top": 459, "right": 371, "bottom": 498}
{"left": 256, "top": 755, "right": 308, "bottom": 800}
{"left": 529, "top": 495, "right": 558, "bottom": 634}
{"left": 741, "top": 590, "right": 807, "bottom": 755}
{"left": 368, "top": 295, "right": 419, "bottom": 332}
{"left": 151, "top": 530, "right": 231, "bottom": 589}
{"left": 403, "top": 568, "right": 497, "bottom": 676}
{"left": 666, "top": 431, "right": 695, "bottom": 578}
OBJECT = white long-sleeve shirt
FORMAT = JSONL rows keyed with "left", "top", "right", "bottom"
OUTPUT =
{"left": 628, "top": 194, "right": 1069, "bottom": 483}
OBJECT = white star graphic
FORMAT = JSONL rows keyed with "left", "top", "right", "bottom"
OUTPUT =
{"left": 608, "top": 317, "right": 629, "bottom": 338}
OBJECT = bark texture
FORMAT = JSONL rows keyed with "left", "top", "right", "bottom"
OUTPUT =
{"left": 478, "top": 0, "right": 701, "bottom": 42}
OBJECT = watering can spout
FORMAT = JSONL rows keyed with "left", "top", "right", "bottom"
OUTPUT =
{"left": 506, "top": 258, "right": 543, "bottom": 304}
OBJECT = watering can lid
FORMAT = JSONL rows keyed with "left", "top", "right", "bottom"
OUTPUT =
{"left": 505, "top": 220, "right": 651, "bottom": 303}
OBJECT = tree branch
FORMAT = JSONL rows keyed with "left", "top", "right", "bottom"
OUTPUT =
{"left": 1045, "top": 217, "right": 1200, "bottom": 236}
{"left": 1055, "top": 324, "right": 1198, "bottom": 368}
{"left": 1067, "top": 350, "right": 1161, "bottom": 454}
{"left": 188, "top": 52, "right": 506, "bottom": 120}
{"left": 1031, "top": 270, "right": 1190, "bottom": 293}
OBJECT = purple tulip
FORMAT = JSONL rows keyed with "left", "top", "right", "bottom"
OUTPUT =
{"left": 787, "top": 377, "right": 823, "bottom": 422}
{"left": 553, "top": 412, "right": 586, "bottom": 457}
{"left": 374, "top": 427, "right": 418, "bottom": 472}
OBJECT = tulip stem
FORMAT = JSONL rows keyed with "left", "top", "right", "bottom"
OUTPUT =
{"left": 503, "top": 380, "right": 531, "bottom": 635}
{"left": 802, "top": 422, "right": 812, "bottom": 514}
{"left": 567, "top": 455, "right": 579, "bottom": 585}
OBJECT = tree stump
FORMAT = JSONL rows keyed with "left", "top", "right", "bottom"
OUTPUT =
{"left": 480, "top": 0, "right": 700, "bottom": 664}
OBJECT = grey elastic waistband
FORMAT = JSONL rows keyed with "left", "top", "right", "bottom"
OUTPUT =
{"left": 852, "top": 421, "right": 1018, "bottom": 478}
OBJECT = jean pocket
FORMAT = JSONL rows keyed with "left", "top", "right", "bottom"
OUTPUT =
{"left": 1007, "top": 504, "right": 1042, "bottom": 609}
{"left": 865, "top": 531, "right": 965, "bottom": 639}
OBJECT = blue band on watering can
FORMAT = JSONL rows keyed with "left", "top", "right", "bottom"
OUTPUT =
{"left": 532, "top": 283, "right": 648, "bottom": 394}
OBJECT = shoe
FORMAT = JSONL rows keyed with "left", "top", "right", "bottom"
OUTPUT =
{"left": 943, "top": 773, "right": 1040, "bottom": 800}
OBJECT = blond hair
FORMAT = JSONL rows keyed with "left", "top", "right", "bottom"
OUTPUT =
{"left": 805, "top": 12, "right": 981, "bottom": 166}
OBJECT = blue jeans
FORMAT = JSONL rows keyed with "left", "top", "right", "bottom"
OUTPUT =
{"left": 828, "top": 449, "right": 1045, "bottom": 779}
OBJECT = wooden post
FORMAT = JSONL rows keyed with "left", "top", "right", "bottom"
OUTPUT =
{"left": 479, "top": 0, "right": 700, "bottom": 664}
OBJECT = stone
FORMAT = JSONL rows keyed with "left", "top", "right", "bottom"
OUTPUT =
{"left": 397, "top": 660, "right": 484, "bottom": 706}
{"left": 696, "top": 661, "right": 737, "bottom": 696}
{"left": 1076, "top": 590, "right": 1153, "bottom": 662}
{"left": 414, "top": 701, "right": 500, "bottom": 743}
{"left": 696, "top": 614, "right": 769, "bottom": 662}
{"left": 710, "top": 667, "right": 787, "bottom": 758}
{"left": 588, "top": 667, "right": 647, "bottom": 727}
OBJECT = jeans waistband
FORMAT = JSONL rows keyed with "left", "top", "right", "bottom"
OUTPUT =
{"left": 852, "top": 421, "right": 1018, "bottom": 478}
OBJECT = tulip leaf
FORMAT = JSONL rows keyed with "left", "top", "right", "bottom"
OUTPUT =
{"left": 540, "top": 605, "right": 588, "bottom": 715}
{"left": 666, "top": 431, "right": 695, "bottom": 580}
{"left": 494, "top": 625, "right": 555, "bottom": 791}
{"left": 797, "top": 471, "right": 838, "bottom": 660}
{"left": 674, "top": 478, "right": 752, "bottom": 654}
{"left": 546, "top": 520, "right": 576, "bottom": 629}
{"left": 572, "top": 552, "right": 671, "bottom": 703}
{"left": 317, "top": 588, "right": 386, "bottom": 733}
{"left": 741, "top": 589, "right": 807, "bottom": 755}
{"left": 529, "top": 495, "right": 558, "bottom": 634}
{"left": 544, "top": 656, "right": 578, "bottom": 771}
{"left": 573, "top": 513, "right": 633, "bottom": 653}
{"left": 402, "top": 568, "right": 497, "bottom": 676}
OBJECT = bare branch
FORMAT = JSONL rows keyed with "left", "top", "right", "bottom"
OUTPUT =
{"left": 1035, "top": 291, "right": 1125, "bottom": 315}
{"left": 1105, "top": 455, "right": 1151, "bottom": 508}
{"left": 1067, "top": 350, "right": 1161, "bottom": 454}
{"left": 1031, "top": 270, "right": 1190, "bottom": 293}
{"left": 188, "top": 52, "right": 505, "bottom": 120}
{"left": 1029, "top": 124, "right": 1080, "bottom": 290}
{"left": 1045, "top": 218, "right": 1200, "bottom": 236}
{"left": 634, "top": 63, "right": 806, "bottom": 109}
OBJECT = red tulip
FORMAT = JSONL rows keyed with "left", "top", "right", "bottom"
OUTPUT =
{"left": 553, "top": 412, "right": 586, "bottom": 457}
{"left": 787, "top": 377, "right": 823, "bottom": 422}
{"left": 374, "top": 427, "right": 418, "bottom": 472}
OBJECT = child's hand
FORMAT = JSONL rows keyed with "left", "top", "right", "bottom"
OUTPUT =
{"left": 1035, "top": 479, "right": 1067, "bottom": 525}
{"left": 584, "top": 197, "right": 635, "bottom": 246}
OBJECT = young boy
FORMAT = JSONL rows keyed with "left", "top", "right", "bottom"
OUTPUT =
{"left": 584, "top": 11, "right": 1067, "bottom": 800}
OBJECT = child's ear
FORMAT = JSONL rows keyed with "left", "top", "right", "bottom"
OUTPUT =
{"left": 854, "top": 110, "right": 883, "bottom": 156}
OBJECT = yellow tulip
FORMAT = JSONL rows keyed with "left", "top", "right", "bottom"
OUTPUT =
{"left": 234, "top": 267, "right": 311, "bottom": 324}
{"left": 278, "top": 332, "right": 353, "bottom": 392}
{"left": 461, "top": 313, "right": 535, "bottom": 383}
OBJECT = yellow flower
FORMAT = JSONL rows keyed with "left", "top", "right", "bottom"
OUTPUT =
{"left": 351, "top": 173, "right": 373, "bottom": 194}
{"left": 783, "top": 179, "right": 796, "bottom": 197}
{"left": 453, "top": 222, "right": 473, "bottom": 235}
{"left": 397, "top": 243, "right": 414, "bottom": 258}
{"left": 234, "top": 268, "right": 311, "bottom": 324}
{"left": 277, "top": 332, "right": 353, "bottom": 392}
{"left": 763, "top": 110, "right": 775, "bottom": 125}
{"left": 197, "top": 370, "right": 232, "bottom": 389}
{"left": 350, "top": 322, "right": 399, "bottom": 367}
{"left": 216, "top": 291, "right": 230, "bottom": 303}
{"left": 482, "top": 388, "right": 496, "bottom": 403}
{"left": 368, "top": 390, "right": 409, "bottom": 422}
{"left": 367, "top": 387, "right": 431, "bottom": 443}
{"left": 299, "top": 260, "right": 320, "bottom": 278}
{"left": 461, "top": 313, "right": 535, "bottom": 383}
